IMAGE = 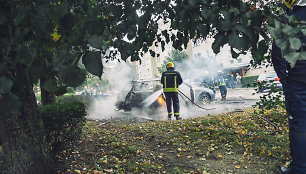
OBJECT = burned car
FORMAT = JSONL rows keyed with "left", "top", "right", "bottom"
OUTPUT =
{"left": 115, "top": 79, "right": 215, "bottom": 111}
{"left": 115, "top": 80, "right": 165, "bottom": 111}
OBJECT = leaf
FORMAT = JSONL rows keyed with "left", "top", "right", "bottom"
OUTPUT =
{"left": 228, "top": 33, "right": 249, "bottom": 51}
{"left": 289, "top": 37, "right": 302, "bottom": 50}
{"left": 87, "top": 20, "right": 105, "bottom": 35}
{"left": 54, "top": 86, "right": 68, "bottom": 96}
{"left": 59, "top": 65, "right": 87, "bottom": 87}
{"left": 82, "top": 51, "right": 103, "bottom": 78}
{"left": 299, "top": 51, "right": 306, "bottom": 61}
{"left": 30, "top": 16, "right": 49, "bottom": 37}
{"left": 301, "top": 28, "right": 306, "bottom": 35}
{"left": 212, "top": 33, "right": 228, "bottom": 54}
{"left": 42, "top": 78, "right": 57, "bottom": 92}
{"left": 55, "top": 4, "right": 68, "bottom": 17}
{"left": 0, "top": 93, "right": 21, "bottom": 116}
{"left": 230, "top": 48, "right": 240, "bottom": 58}
{"left": 284, "top": 52, "right": 299, "bottom": 68}
{"left": 60, "top": 13, "right": 75, "bottom": 31}
{"left": 88, "top": 36, "right": 104, "bottom": 50}
{"left": 0, "top": 76, "right": 13, "bottom": 94}
{"left": 275, "top": 38, "right": 289, "bottom": 52}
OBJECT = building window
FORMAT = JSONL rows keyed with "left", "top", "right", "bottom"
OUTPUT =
{"left": 238, "top": 58, "right": 242, "bottom": 63}
{"left": 193, "top": 39, "right": 201, "bottom": 47}
{"left": 230, "top": 60, "right": 234, "bottom": 64}
{"left": 194, "top": 53, "right": 201, "bottom": 61}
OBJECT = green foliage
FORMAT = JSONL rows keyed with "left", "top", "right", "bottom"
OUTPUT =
{"left": 241, "top": 75, "right": 259, "bottom": 87}
{"left": 253, "top": 81, "right": 285, "bottom": 114}
{"left": 1, "top": 0, "right": 161, "bottom": 113}
{"left": 0, "top": 76, "right": 13, "bottom": 93}
{"left": 38, "top": 102, "right": 87, "bottom": 157}
{"left": 0, "top": 93, "right": 22, "bottom": 116}
{"left": 56, "top": 94, "right": 93, "bottom": 108}
{"left": 1, "top": 0, "right": 305, "bottom": 115}
{"left": 82, "top": 51, "right": 103, "bottom": 78}
{"left": 157, "top": 49, "right": 188, "bottom": 73}
{"left": 267, "top": 18, "right": 306, "bottom": 67}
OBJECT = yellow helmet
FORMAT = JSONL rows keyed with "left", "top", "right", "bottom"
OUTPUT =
{"left": 166, "top": 62, "right": 174, "bottom": 69}
{"left": 283, "top": 0, "right": 296, "bottom": 8}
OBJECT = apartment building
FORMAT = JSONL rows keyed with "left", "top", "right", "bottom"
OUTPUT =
{"left": 185, "top": 37, "right": 253, "bottom": 76}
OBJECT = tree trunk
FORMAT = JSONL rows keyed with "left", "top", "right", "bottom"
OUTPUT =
{"left": 0, "top": 79, "right": 54, "bottom": 174}
{"left": 40, "top": 77, "right": 56, "bottom": 105}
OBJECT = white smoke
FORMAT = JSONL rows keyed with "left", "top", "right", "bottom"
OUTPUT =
{"left": 86, "top": 60, "right": 134, "bottom": 120}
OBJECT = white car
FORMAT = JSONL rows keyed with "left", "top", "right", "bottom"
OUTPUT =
{"left": 257, "top": 71, "right": 282, "bottom": 92}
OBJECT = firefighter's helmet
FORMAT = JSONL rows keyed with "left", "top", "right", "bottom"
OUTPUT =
{"left": 283, "top": 0, "right": 296, "bottom": 8}
{"left": 166, "top": 62, "right": 174, "bottom": 69}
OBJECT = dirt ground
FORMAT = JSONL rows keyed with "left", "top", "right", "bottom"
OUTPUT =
{"left": 56, "top": 112, "right": 287, "bottom": 174}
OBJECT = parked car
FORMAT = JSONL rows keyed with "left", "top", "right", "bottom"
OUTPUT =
{"left": 179, "top": 82, "right": 215, "bottom": 105}
{"left": 257, "top": 71, "right": 282, "bottom": 92}
{"left": 115, "top": 79, "right": 215, "bottom": 111}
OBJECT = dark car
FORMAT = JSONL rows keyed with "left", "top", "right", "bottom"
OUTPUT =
{"left": 115, "top": 80, "right": 165, "bottom": 111}
{"left": 115, "top": 79, "right": 215, "bottom": 111}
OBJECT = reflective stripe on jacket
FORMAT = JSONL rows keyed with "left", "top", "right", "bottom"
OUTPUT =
{"left": 161, "top": 68, "right": 183, "bottom": 92}
{"left": 214, "top": 75, "right": 226, "bottom": 86}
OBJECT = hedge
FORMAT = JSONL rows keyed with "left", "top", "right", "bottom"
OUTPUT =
{"left": 241, "top": 75, "right": 259, "bottom": 87}
{"left": 39, "top": 102, "right": 87, "bottom": 157}
{"left": 56, "top": 94, "right": 93, "bottom": 107}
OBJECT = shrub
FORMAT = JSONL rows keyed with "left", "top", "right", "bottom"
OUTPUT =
{"left": 39, "top": 102, "right": 87, "bottom": 157}
{"left": 56, "top": 94, "right": 93, "bottom": 107}
{"left": 241, "top": 75, "right": 259, "bottom": 87}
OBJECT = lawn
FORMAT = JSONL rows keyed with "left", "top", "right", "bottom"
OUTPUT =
{"left": 56, "top": 107, "right": 290, "bottom": 174}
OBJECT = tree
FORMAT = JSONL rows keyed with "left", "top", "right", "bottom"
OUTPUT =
{"left": 0, "top": 0, "right": 304, "bottom": 173}
{"left": 157, "top": 49, "right": 188, "bottom": 73}
{"left": 0, "top": 1, "right": 160, "bottom": 173}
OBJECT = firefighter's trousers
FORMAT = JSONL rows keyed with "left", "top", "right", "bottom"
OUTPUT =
{"left": 218, "top": 85, "right": 227, "bottom": 99}
{"left": 285, "top": 79, "right": 306, "bottom": 173}
{"left": 164, "top": 92, "right": 180, "bottom": 118}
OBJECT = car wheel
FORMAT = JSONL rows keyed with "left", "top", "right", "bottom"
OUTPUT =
{"left": 199, "top": 93, "right": 211, "bottom": 105}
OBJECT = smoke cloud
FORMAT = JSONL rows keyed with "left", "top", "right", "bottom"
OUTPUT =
{"left": 86, "top": 51, "right": 249, "bottom": 122}
{"left": 86, "top": 61, "right": 134, "bottom": 120}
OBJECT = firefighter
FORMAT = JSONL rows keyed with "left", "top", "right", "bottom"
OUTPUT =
{"left": 161, "top": 62, "right": 183, "bottom": 120}
{"left": 202, "top": 71, "right": 216, "bottom": 94}
{"left": 272, "top": 1, "right": 306, "bottom": 173}
{"left": 214, "top": 70, "right": 227, "bottom": 101}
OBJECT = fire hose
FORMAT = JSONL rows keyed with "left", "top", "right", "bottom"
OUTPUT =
{"left": 178, "top": 90, "right": 216, "bottom": 110}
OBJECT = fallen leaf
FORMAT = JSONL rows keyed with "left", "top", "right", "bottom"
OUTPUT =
{"left": 74, "top": 169, "right": 81, "bottom": 174}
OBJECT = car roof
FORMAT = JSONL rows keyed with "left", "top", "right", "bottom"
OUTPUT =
{"left": 131, "top": 79, "right": 160, "bottom": 83}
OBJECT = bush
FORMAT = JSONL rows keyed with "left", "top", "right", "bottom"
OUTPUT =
{"left": 241, "top": 75, "right": 259, "bottom": 87}
{"left": 39, "top": 102, "right": 87, "bottom": 157}
{"left": 56, "top": 94, "right": 93, "bottom": 107}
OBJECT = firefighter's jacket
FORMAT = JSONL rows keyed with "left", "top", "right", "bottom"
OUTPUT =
{"left": 214, "top": 75, "right": 226, "bottom": 86}
{"left": 161, "top": 68, "right": 183, "bottom": 92}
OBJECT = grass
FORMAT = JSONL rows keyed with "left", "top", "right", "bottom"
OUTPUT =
{"left": 56, "top": 107, "right": 290, "bottom": 174}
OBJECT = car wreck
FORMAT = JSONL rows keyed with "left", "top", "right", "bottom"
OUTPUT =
{"left": 115, "top": 79, "right": 215, "bottom": 112}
